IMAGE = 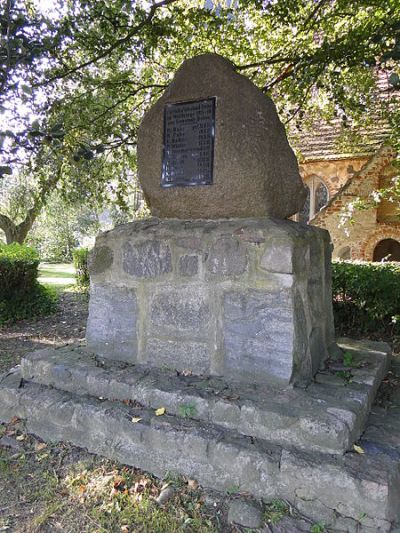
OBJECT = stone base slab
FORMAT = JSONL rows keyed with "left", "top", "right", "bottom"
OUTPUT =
{"left": 0, "top": 368, "right": 399, "bottom": 531}
{"left": 20, "top": 338, "right": 390, "bottom": 455}
{"left": 87, "top": 217, "right": 335, "bottom": 386}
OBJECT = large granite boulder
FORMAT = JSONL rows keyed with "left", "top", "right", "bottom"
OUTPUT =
{"left": 138, "top": 53, "right": 307, "bottom": 220}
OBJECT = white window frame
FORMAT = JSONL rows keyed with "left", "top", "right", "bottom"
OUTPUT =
{"left": 297, "top": 177, "right": 329, "bottom": 222}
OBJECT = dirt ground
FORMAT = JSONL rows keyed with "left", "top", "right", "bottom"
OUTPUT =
{"left": 0, "top": 292, "right": 88, "bottom": 375}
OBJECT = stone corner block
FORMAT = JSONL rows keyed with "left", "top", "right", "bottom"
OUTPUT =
{"left": 88, "top": 245, "right": 114, "bottom": 276}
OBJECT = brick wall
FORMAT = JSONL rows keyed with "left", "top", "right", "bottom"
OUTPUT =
{"left": 299, "top": 157, "right": 368, "bottom": 197}
{"left": 302, "top": 146, "right": 400, "bottom": 260}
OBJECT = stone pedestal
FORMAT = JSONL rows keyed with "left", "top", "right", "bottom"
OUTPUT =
{"left": 86, "top": 217, "right": 334, "bottom": 386}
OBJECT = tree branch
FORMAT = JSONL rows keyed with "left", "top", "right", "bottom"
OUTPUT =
{"left": 301, "top": 0, "right": 329, "bottom": 30}
{"left": 34, "top": 0, "right": 180, "bottom": 87}
{"left": 237, "top": 55, "right": 296, "bottom": 71}
{"left": 0, "top": 213, "right": 17, "bottom": 243}
{"left": 0, "top": 213, "right": 15, "bottom": 232}
{"left": 262, "top": 63, "right": 295, "bottom": 92}
{"left": 86, "top": 84, "right": 167, "bottom": 125}
{"left": 0, "top": 0, "right": 14, "bottom": 95}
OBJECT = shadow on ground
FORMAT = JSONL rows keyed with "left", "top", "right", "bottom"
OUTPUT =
{"left": 0, "top": 292, "right": 88, "bottom": 374}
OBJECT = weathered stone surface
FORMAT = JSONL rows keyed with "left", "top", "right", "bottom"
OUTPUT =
{"left": 223, "top": 289, "right": 295, "bottom": 383}
{"left": 145, "top": 339, "right": 210, "bottom": 374}
{"left": 260, "top": 237, "right": 311, "bottom": 277}
{"left": 227, "top": 498, "right": 263, "bottom": 529}
{"left": 280, "top": 448, "right": 400, "bottom": 527}
{"left": 1, "top": 369, "right": 399, "bottom": 524}
{"left": 178, "top": 254, "right": 198, "bottom": 276}
{"left": 268, "top": 516, "right": 311, "bottom": 532}
{"left": 137, "top": 54, "right": 307, "bottom": 219}
{"left": 260, "top": 241, "right": 294, "bottom": 274}
{"left": 150, "top": 286, "right": 210, "bottom": 334}
{"left": 88, "top": 246, "right": 113, "bottom": 275}
{"left": 123, "top": 240, "right": 172, "bottom": 278}
{"left": 86, "top": 284, "right": 138, "bottom": 361}
{"left": 175, "top": 237, "right": 203, "bottom": 251}
{"left": 206, "top": 236, "right": 248, "bottom": 277}
{"left": 88, "top": 217, "right": 335, "bottom": 385}
{"left": 19, "top": 339, "right": 391, "bottom": 454}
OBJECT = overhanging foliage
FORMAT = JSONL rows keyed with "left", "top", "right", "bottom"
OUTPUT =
{"left": 0, "top": 0, "right": 399, "bottom": 242}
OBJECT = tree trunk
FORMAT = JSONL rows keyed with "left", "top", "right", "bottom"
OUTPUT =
{"left": 0, "top": 211, "right": 37, "bottom": 245}
{"left": 1, "top": 169, "right": 62, "bottom": 245}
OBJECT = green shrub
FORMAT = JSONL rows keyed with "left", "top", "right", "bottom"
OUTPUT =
{"left": 72, "top": 247, "right": 90, "bottom": 287}
{"left": 332, "top": 261, "right": 400, "bottom": 336}
{"left": 0, "top": 284, "right": 57, "bottom": 324}
{"left": 0, "top": 243, "right": 57, "bottom": 324}
{"left": 0, "top": 242, "right": 40, "bottom": 300}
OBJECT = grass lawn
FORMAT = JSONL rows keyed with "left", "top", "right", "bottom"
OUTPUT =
{"left": 0, "top": 425, "right": 221, "bottom": 533}
{"left": 38, "top": 262, "right": 76, "bottom": 287}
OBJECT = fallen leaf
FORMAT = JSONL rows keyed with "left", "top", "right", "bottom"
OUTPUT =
{"left": 34, "top": 442, "right": 47, "bottom": 452}
{"left": 37, "top": 452, "right": 49, "bottom": 461}
{"left": 16, "top": 435, "right": 25, "bottom": 441}
{"left": 155, "top": 407, "right": 166, "bottom": 416}
{"left": 113, "top": 477, "right": 126, "bottom": 490}
{"left": 131, "top": 417, "right": 142, "bottom": 424}
{"left": 353, "top": 444, "right": 365, "bottom": 454}
{"left": 187, "top": 479, "right": 199, "bottom": 490}
{"left": 9, "top": 416, "right": 20, "bottom": 425}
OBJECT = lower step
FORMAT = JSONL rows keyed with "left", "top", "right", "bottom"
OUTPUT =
{"left": 20, "top": 337, "right": 390, "bottom": 455}
{"left": 0, "top": 369, "right": 399, "bottom": 531}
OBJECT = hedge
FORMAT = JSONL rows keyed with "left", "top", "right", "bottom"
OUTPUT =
{"left": 332, "top": 261, "right": 400, "bottom": 336}
{"left": 0, "top": 242, "right": 39, "bottom": 300}
{"left": 0, "top": 243, "right": 56, "bottom": 324}
{"left": 72, "top": 247, "right": 90, "bottom": 288}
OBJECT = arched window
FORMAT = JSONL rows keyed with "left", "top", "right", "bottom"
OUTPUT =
{"left": 373, "top": 239, "right": 400, "bottom": 262}
{"left": 298, "top": 178, "right": 329, "bottom": 223}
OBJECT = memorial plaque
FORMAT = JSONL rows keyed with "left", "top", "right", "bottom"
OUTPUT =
{"left": 161, "top": 98, "right": 215, "bottom": 187}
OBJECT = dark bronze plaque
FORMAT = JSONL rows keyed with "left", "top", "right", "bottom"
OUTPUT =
{"left": 161, "top": 98, "right": 215, "bottom": 187}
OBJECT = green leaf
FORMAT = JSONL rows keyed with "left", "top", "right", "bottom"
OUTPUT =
{"left": 0, "top": 165, "right": 12, "bottom": 176}
{"left": 389, "top": 72, "right": 400, "bottom": 88}
{"left": 21, "top": 84, "right": 32, "bottom": 95}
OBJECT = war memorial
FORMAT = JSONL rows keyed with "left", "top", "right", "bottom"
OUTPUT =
{"left": 0, "top": 54, "right": 399, "bottom": 530}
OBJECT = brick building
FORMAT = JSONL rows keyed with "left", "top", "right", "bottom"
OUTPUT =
{"left": 293, "top": 119, "right": 399, "bottom": 261}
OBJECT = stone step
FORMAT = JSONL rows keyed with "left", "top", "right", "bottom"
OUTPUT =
{"left": 20, "top": 337, "right": 390, "bottom": 455}
{"left": 0, "top": 368, "right": 399, "bottom": 532}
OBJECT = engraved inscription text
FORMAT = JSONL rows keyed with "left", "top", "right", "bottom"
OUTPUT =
{"left": 161, "top": 98, "right": 215, "bottom": 187}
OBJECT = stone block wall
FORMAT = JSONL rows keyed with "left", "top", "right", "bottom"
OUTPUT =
{"left": 86, "top": 218, "right": 335, "bottom": 386}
